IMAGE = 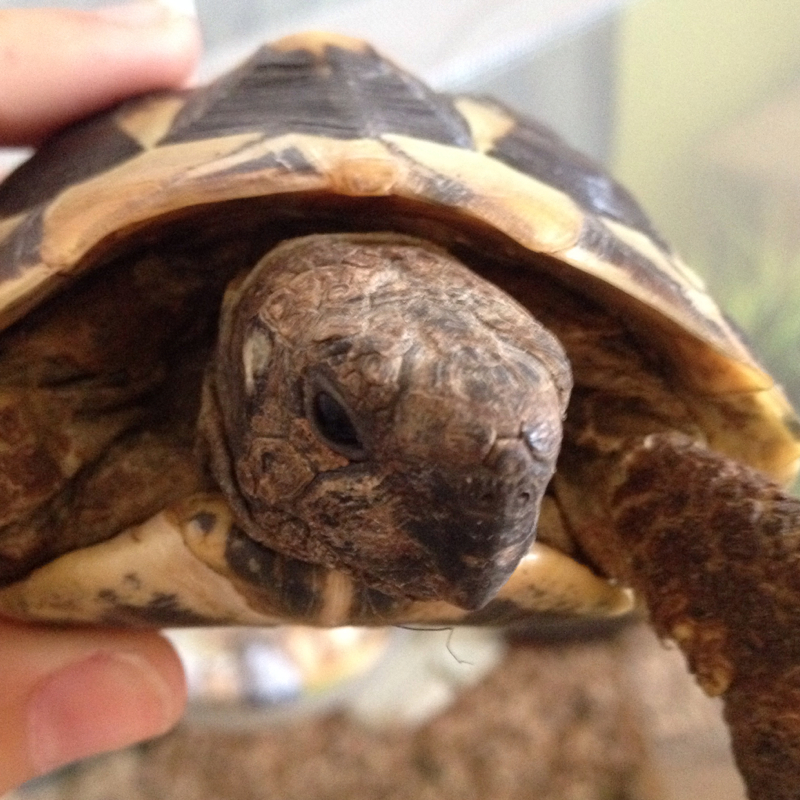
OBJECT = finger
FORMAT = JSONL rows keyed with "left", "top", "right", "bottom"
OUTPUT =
{"left": 0, "top": 4, "right": 201, "bottom": 145}
{"left": 0, "top": 619, "right": 186, "bottom": 792}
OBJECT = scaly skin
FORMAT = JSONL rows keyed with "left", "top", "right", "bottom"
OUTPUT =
{"left": 580, "top": 433, "right": 800, "bottom": 800}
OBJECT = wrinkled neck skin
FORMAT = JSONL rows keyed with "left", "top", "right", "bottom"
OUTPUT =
{"left": 199, "top": 233, "right": 571, "bottom": 610}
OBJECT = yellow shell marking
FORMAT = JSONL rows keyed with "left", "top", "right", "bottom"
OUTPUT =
{"left": 318, "top": 572, "right": 359, "bottom": 627}
{"left": 115, "top": 95, "right": 187, "bottom": 150}
{"left": 454, "top": 97, "right": 516, "bottom": 154}
{"left": 41, "top": 132, "right": 267, "bottom": 268}
{"left": 602, "top": 217, "right": 707, "bottom": 294}
{"left": 270, "top": 31, "right": 371, "bottom": 59}
{"left": 385, "top": 134, "right": 583, "bottom": 254}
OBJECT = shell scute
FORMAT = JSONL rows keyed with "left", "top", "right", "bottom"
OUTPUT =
{"left": 161, "top": 42, "right": 474, "bottom": 149}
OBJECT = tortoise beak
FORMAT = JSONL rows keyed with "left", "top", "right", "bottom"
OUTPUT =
{"left": 437, "top": 536, "right": 533, "bottom": 611}
{"left": 401, "top": 437, "right": 551, "bottom": 610}
{"left": 424, "top": 505, "right": 538, "bottom": 611}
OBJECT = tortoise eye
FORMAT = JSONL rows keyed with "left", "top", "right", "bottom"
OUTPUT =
{"left": 311, "top": 391, "right": 365, "bottom": 459}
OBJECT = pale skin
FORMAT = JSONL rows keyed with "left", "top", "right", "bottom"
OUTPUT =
{"left": 0, "top": 4, "right": 200, "bottom": 792}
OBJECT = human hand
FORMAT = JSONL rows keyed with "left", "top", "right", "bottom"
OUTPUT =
{"left": 0, "top": 620, "right": 187, "bottom": 792}
{"left": 0, "top": 4, "right": 199, "bottom": 792}
{"left": 0, "top": 3, "right": 200, "bottom": 145}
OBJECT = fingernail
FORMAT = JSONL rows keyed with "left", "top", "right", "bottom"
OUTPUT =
{"left": 94, "top": 0, "right": 197, "bottom": 27}
{"left": 27, "top": 651, "right": 177, "bottom": 774}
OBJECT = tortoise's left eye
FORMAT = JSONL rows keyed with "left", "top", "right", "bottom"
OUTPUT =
{"left": 311, "top": 391, "right": 366, "bottom": 459}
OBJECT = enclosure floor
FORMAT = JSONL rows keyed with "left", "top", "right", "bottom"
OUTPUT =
{"left": 7, "top": 624, "right": 746, "bottom": 800}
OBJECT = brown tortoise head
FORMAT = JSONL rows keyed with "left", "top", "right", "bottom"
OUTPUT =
{"left": 201, "top": 233, "right": 571, "bottom": 609}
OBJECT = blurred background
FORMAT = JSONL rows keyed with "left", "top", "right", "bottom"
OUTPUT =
{"left": 4, "top": 1, "right": 800, "bottom": 798}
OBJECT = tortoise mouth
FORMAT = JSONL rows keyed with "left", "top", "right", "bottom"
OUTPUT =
{"left": 388, "top": 437, "right": 549, "bottom": 610}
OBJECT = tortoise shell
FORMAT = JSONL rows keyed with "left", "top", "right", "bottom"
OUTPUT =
{"left": 0, "top": 32, "right": 798, "bottom": 627}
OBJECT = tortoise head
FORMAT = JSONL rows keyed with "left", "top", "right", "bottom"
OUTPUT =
{"left": 200, "top": 233, "right": 571, "bottom": 610}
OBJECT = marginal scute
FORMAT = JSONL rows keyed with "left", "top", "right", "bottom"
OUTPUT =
{"left": 385, "top": 134, "right": 584, "bottom": 253}
{"left": 560, "top": 217, "right": 756, "bottom": 371}
{"left": 602, "top": 217, "right": 704, "bottom": 292}
{"left": 314, "top": 138, "right": 403, "bottom": 196}
{"left": 37, "top": 132, "right": 264, "bottom": 270}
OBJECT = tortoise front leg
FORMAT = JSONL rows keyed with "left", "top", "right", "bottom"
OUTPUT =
{"left": 573, "top": 433, "right": 800, "bottom": 800}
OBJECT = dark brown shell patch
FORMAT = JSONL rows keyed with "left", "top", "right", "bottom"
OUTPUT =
{"left": 0, "top": 109, "right": 144, "bottom": 220}
{"left": 98, "top": 589, "right": 215, "bottom": 626}
{"left": 0, "top": 207, "right": 45, "bottom": 281}
{"left": 162, "top": 43, "right": 474, "bottom": 148}
{"left": 210, "top": 144, "right": 319, "bottom": 181}
{"left": 482, "top": 98, "right": 668, "bottom": 249}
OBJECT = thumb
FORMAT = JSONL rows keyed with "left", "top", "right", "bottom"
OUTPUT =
{"left": 0, "top": 619, "right": 186, "bottom": 793}
{"left": 0, "top": 4, "right": 201, "bottom": 145}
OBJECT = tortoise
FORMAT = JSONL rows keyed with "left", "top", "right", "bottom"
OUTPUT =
{"left": 0, "top": 30, "right": 800, "bottom": 797}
